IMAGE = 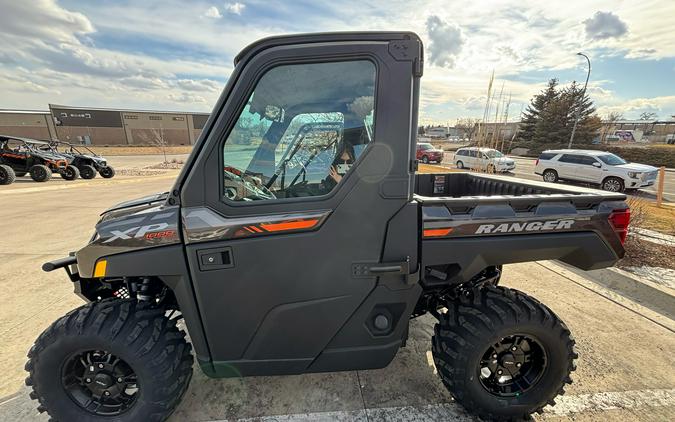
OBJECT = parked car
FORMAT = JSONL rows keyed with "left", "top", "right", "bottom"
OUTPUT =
{"left": 32, "top": 32, "right": 630, "bottom": 422}
{"left": 47, "top": 140, "right": 115, "bottom": 179}
{"left": 0, "top": 135, "right": 78, "bottom": 184}
{"left": 534, "top": 149, "right": 658, "bottom": 192}
{"left": 416, "top": 142, "right": 444, "bottom": 163}
{"left": 453, "top": 147, "right": 516, "bottom": 172}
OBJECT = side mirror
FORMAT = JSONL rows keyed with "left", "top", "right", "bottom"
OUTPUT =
{"left": 592, "top": 162, "right": 601, "bottom": 168}
{"left": 264, "top": 105, "right": 284, "bottom": 122}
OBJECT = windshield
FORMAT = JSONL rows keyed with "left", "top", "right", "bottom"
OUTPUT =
{"left": 597, "top": 154, "right": 627, "bottom": 166}
{"left": 484, "top": 150, "right": 503, "bottom": 158}
{"left": 419, "top": 144, "right": 433, "bottom": 151}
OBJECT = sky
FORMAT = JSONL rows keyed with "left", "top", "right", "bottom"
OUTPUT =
{"left": 1, "top": 0, "right": 674, "bottom": 125}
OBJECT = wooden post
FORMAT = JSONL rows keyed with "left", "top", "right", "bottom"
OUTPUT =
{"left": 656, "top": 166, "right": 665, "bottom": 207}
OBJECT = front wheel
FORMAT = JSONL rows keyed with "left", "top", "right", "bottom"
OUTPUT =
{"left": 456, "top": 161, "right": 464, "bottom": 169}
{"left": 602, "top": 177, "right": 624, "bottom": 192}
{"left": 432, "top": 286, "right": 576, "bottom": 421}
{"left": 30, "top": 164, "right": 52, "bottom": 182}
{"left": 60, "top": 165, "right": 80, "bottom": 181}
{"left": 25, "top": 299, "right": 194, "bottom": 422}
{"left": 421, "top": 155, "right": 429, "bottom": 164}
{"left": 99, "top": 166, "right": 116, "bottom": 178}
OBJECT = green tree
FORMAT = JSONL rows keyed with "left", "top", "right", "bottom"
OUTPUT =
{"left": 519, "top": 79, "right": 559, "bottom": 143}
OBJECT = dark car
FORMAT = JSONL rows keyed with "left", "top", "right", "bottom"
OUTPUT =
{"left": 0, "top": 135, "right": 78, "bottom": 184}
{"left": 416, "top": 142, "right": 444, "bottom": 163}
{"left": 48, "top": 140, "right": 115, "bottom": 179}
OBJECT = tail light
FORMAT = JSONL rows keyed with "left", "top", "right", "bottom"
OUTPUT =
{"left": 608, "top": 208, "right": 631, "bottom": 245}
{"left": 535, "top": 159, "right": 539, "bottom": 166}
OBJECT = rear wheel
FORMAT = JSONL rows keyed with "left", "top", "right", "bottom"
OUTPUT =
{"left": 542, "top": 169, "right": 558, "bottom": 183}
{"left": 456, "top": 161, "right": 464, "bottom": 169}
{"left": 602, "top": 177, "right": 624, "bottom": 192}
{"left": 30, "top": 164, "right": 52, "bottom": 182}
{"left": 99, "top": 166, "right": 116, "bottom": 178}
{"left": 25, "top": 299, "right": 194, "bottom": 422}
{"left": 60, "top": 165, "right": 80, "bottom": 181}
{"left": 0, "top": 164, "right": 16, "bottom": 185}
{"left": 432, "top": 286, "right": 576, "bottom": 421}
{"left": 80, "top": 165, "right": 97, "bottom": 179}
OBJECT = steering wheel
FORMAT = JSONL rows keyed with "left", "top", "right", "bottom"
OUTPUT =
{"left": 224, "top": 168, "right": 276, "bottom": 200}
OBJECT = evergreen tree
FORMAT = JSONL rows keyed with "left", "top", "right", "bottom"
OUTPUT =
{"left": 519, "top": 79, "right": 558, "bottom": 143}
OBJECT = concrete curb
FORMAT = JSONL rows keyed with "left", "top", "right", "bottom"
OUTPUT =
{"left": 540, "top": 261, "right": 675, "bottom": 332}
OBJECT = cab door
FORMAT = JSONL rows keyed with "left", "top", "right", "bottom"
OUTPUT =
{"left": 177, "top": 33, "right": 422, "bottom": 376}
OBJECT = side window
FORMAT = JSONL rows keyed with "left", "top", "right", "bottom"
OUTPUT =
{"left": 578, "top": 156, "right": 599, "bottom": 166}
{"left": 559, "top": 154, "right": 580, "bottom": 164}
{"left": 539, "top": 152, "right": 556, "bottom": 160}
{"left": 222, "top": 60, "right": 376, "bottom": 202}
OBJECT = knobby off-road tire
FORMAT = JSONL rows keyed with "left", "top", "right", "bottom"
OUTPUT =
{"left": 80, "top": 164, "right": 97, "bottom": 179}
{"left": 432, "top": 285, "right": 576, "bottom": 421}
{"left": 0, "top": 164, "right": 16, "bottom": 185}
{"left": 60, "top": 165, "right": 80, "bottom": 181}
{"left": 30, "top": 164, "right": 52, "bottom": 182}
{"left": 99, "top": 166, "right": 116, "bottom": 178}
{"left": 25, "top": 299, "right": 194, "bottom": 422}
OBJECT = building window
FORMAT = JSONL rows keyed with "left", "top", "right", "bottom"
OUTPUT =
{"left": 149, "top": 116, "right": 163, "bottom": 120}
{"left": 124, "top": 115, "right": 138, "bottom": 120}
{"left": 60, "top": 113, "right": 67, "bottom": 118}
{"left": 84, "top": 113, "right": 91, "bottom": 118}
{"left": 173, "top": 116, "right": 185, "bottom": 121}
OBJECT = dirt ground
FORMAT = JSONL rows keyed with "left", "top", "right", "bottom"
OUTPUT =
{"left": 1, "top": 156, "right": 674, "bottom": 421}
{"left": 85, "top": 145, "right": 194, "bottom": 155}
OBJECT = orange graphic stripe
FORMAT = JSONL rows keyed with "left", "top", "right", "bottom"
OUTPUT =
{"left": 260, "top": 219, "right": 319, "bottom": 232}
{"left": 423, "top": 228, "right": 453, "bottom": 238}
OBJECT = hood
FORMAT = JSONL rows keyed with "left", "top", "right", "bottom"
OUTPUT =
{"left": 101, "top": 192, "right": 170, "bottom": 217}
{"left": 35, "top": 151, "right": 68, "bottom": 162}
{"left": 496, "top": 157, "right": 514, "bottom": 164}
{"left": 614, "top": 163, "right": 657, "bottom": 172}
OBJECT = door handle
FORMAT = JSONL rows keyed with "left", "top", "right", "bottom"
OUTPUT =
{"left": 197, "top": 247, "right": 234, "bottom": 271}
{"left": 352, "top": 257, "right": 414, "bottom": 283}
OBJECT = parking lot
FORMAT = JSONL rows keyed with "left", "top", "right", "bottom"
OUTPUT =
{"left": 1, "top": 155, "right": 674, "bottom": 421}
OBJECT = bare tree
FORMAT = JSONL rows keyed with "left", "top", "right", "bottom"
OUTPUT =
{"left": 136, "top": 127, "right": 169, "bottom": 163}
{"left": 455, "top": 118, "right": 481, "bottom": 142}
{"left": 601, "top": 111, "right": 623, "bottom": 143}
{"left": 639, "top": 111, "right": 658, "bottom": 120}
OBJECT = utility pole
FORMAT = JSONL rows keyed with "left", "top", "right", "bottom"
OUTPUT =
{"left": 568, "top": 52, "right": 591, "bottom": 149}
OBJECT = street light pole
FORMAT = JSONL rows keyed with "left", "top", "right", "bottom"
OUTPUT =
{"left": 568, "top": 52, "right": 591, "bottom": 149}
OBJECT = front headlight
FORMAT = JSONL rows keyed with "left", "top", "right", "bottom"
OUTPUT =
{"left": 627, "top": 172, "right": 641, "bottom": 178}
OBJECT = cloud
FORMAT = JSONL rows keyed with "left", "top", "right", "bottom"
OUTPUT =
{"left": 583, "top": 11, "right": 628, "bottom": 40}
{"left": 425, "top": 15, "right": 464, "bottom": 68}
{"left": 203, "top": 6, "right": 222, "bottom": 19}
{"left": 224, "top": 2, "right": 246, "bottom": 15}
{"left": 167, "top": 92, "right": 208, "bottom": 104}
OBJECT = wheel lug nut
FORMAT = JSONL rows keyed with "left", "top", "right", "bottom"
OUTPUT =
{"left": 85, "top": 378, "right": 91, "bottom": 383}
{"left": 497, "top": 369, "right": 503, "bottom": 375}
{"left": 511, "top": 346, "right": 517, "bottom": 351}
{"left": 104, "top": 391, "right": 110, "bottom": 396}
{"left": 492, "top": 354, "right": 497, "bottom": 358}
{"left": 117, "top": 377, "right": 123, "bottom": 383}
{"left": 98, "top": 364, "right": 104, "bottom": 369}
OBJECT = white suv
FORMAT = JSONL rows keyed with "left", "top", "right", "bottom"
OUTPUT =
{"left": 534, "top": 149, "right": 658, "bottom": 192}
{"left": 453, "top": 147, "right": 516, "bottom": 173}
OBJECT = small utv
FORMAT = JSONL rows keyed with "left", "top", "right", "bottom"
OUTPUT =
{"left": 48, "top": 140, "right": 115, "bottom": 179}
{"left": 0, "top": 135, "right": 78, "bottom": 184}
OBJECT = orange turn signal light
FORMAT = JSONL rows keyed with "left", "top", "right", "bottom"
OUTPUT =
{"left": 93, "top": 259, "right": 107, "bottom": 278}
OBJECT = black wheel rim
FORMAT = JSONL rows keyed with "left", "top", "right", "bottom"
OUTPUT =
{"left": 478, "top": 334, "right": 547, "bottom": 397}
{"left": 61, "top": 350, "right": 139, "bottom": 416}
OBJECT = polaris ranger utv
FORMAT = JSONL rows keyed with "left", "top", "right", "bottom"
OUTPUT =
{"left": 0, "top": 136, "right": 78, "bottom": 184}
{"left": 30, "top": 32, "right": 630, "bottom": 421}
{"left": 48, "top": 140, "right": 116, "bottom": 179}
